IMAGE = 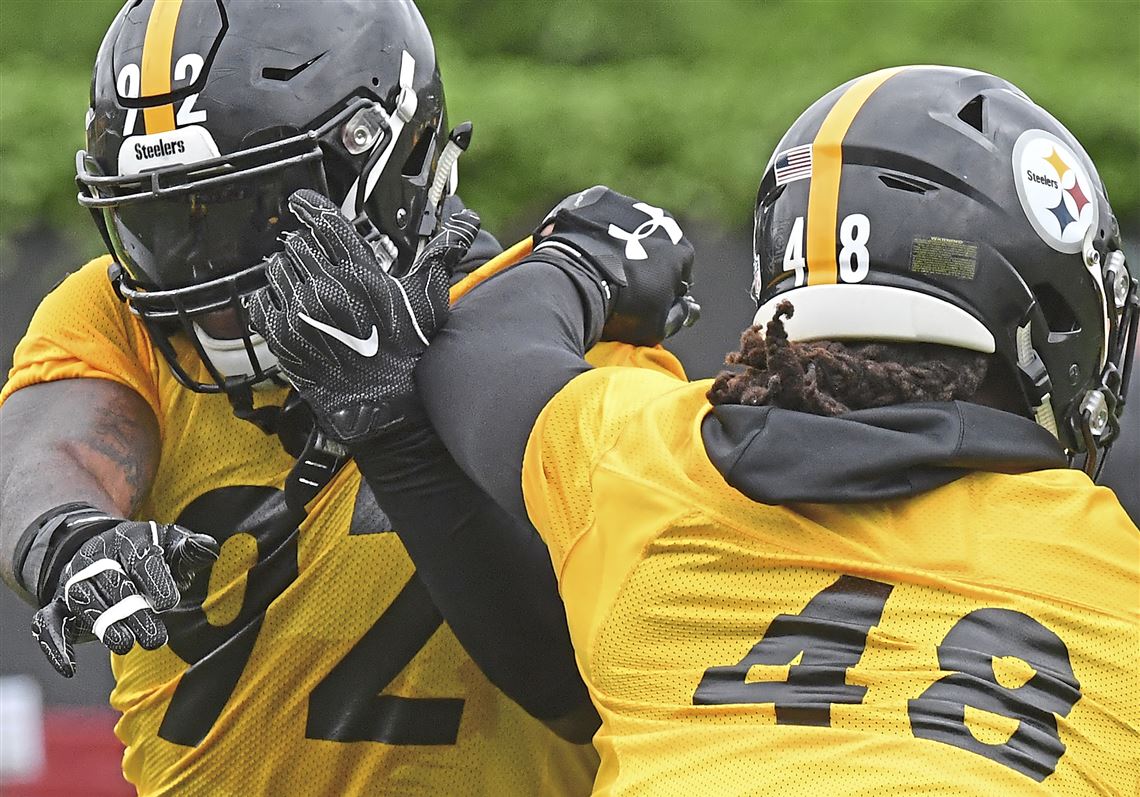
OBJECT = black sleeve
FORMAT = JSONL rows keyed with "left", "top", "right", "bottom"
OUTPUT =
{"left": 352, "top": 429, "right": 594, "bottom": 728}
{"left": 349, "top": 251, "right": 605, "bottom": 733}
{"left": 416, "top": 257, "right": 606, "bottom": 519}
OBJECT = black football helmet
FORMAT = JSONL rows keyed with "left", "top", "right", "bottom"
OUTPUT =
{"left": 76, "top": 0, "right": 456, "bottom": 395}
{"left": 752, "top": 66, "right": 1137, "bottom": 472}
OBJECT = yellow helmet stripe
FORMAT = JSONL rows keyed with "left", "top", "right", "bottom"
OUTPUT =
{"left": 805, "top": 66, "right": 909, "bottom": 286}
{"left": 140, "top": 0, "right": 185, "bottom": 134}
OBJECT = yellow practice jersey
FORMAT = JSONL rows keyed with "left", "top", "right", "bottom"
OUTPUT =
{"left": 3, "top": 256, "right": 598, "bottom": 796}
{"left": 522, "top": 363, "right": 1140, "bottom": 796}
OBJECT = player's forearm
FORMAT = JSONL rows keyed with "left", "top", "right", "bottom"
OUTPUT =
{"left": 417, "top": 259, "right": 604, "bottom": 519}
{"left": 352, "top": 427, "right": 595, "bottom": 731}
{"left": 0, "top": 380, "right": 159, "bottom": 601}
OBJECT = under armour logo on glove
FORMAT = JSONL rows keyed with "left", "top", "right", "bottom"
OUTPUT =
{"left": 607, "top": 203, "right": 684, "bottom": 260}
{"left": 246, "top": 189, "right": 480, "bottom": 444}
{"left": 531, "top": 185, "right": 698, "bottom": 347}
{"left": 31, "top": 521, "right": 218, "bottom": 678}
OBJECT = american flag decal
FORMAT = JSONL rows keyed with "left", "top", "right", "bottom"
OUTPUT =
{"left": 774, "top": 143, "right": 813, "bottom": 186}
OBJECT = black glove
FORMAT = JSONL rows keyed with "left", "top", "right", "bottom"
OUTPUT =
{"left": 245, "top": 189, "right": 480, "bottom": 444}
{"left": 531, "top": 185, "right": 699, "bottom": 346}
{"left": 31, "top": 520, "right": 218, "bottom": 678}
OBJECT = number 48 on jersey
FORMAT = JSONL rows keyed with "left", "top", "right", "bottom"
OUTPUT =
{"left": 693, "top": 575, "right": 1081, "bottom": 782}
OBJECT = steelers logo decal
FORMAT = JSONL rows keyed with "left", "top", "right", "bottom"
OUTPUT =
{"left": 1012, "top": 129, "right": 1098, "bottom": 254}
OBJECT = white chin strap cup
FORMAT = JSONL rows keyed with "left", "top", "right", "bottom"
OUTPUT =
{"left": 192, "top": 323, "right": 280, "bottom": 389}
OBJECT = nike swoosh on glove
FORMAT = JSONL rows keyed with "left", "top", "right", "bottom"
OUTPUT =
{"left": 245, "top": 189, "right": 480, "bottom": 444}
{"left": 32, "top": 521, "right": 218, "bottom": 678}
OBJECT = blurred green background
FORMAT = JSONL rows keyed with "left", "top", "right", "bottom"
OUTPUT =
{"left": 1, "top": 0, "right": 1137, "bottom": 246}
{"left": 3, "top": 0, "right": 1138, "bottom": 392}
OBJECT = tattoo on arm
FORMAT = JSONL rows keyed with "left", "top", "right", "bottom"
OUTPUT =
{"left": 67, "top": 396, "right": 157, "bottom": 516}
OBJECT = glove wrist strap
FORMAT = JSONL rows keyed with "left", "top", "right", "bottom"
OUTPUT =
{"left": 532, "top": 233, "right": 627, "bottom": 295}
{"left": 523, "top": 243, "right": 613, "bottom": 349}
{"left": 14, "top": 503, "right": 126, "bottom": 605}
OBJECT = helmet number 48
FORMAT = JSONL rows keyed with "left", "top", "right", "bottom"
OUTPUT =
{"left": 783, "top": 214, "right": 871, "bottom": 286}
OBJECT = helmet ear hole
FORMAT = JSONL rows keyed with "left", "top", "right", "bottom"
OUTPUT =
{"left": 1033, "top": 283, "right": 1081, "bottom": 335}
{"left": 401, "top": 126, "right": 436, "bottom": 179}
{"left": 318, "top": 144, "right": 356, "bottom": 207}
{"left": 957, "top": 95, "right": 985, "bottom": 133}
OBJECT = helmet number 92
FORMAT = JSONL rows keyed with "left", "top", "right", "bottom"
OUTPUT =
{"left": 173, "top": 54, "right": 207, "bottom": 126}
{"left": 116, "top": 53, "right": 207, "bottom": 137}
{"left": 116, "top": 64, "right": 141, "bottom": 137}
{"left": 782, "top": 214, "right": 872, "bottom": 286}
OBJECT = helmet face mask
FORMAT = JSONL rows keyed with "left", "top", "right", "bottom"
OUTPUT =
{"left": 751, "top": 65, "right": 1137, "bottom": 473}
{"left": 79, "top": 0, "right": 451, "bottom": 395}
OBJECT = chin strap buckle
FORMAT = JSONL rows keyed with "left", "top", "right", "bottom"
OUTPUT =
{"left": 1076, "top": 358, "right": 1125, "bottom": 479}
{"left": 1014, "top": 323, "right": 1058, "bottom": 439}
{"left": 422, "top": 122, "right": 474, "bottom": 235}
{"left": 1079, "top": 389, "right": 1110, "bottom": 438}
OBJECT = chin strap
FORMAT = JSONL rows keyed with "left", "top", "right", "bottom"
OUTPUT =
{"left": 284, "top": 428, "right": 349, "bottom": 515}
{"left": 1076, "top": 362, "right": 1123, "bottom": 478}
{"left": 226, "top": 387, "right": 348, "bottom": 515}
{"left": 226, "top": 383, "right": 293, "bottom": 435}
{"left": 1072, "top": 245, "right": 1136, "bottom": 477}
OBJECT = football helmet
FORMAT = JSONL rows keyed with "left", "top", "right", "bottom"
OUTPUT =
{"left": 752, "top": 66, "right": 1137, "bottom": 472}
{"left": 76, "top": 0, "right": 455, "bottom": 396}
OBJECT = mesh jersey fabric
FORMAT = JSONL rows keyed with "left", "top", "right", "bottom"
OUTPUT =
{"left": 3, "top": 257, "right": 599, "bottom": 796}
{"left": 521, "top": 364, "right": 1140, "bottom": 797}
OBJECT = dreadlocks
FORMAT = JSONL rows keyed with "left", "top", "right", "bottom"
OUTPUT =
{"left": 707, "top": 301, "right": 991, "bottom": 416}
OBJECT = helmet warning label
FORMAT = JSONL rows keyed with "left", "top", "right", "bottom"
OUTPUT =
{"left": 1012, "top": 129, "right": 1098, "bottom": 254}
{"left": 910, "top": 237, "right": 978, "bottom": 280}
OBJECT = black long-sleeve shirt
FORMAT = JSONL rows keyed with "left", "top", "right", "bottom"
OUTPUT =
{"left": 417, "top": 259, "right": 605, "bottom": 518}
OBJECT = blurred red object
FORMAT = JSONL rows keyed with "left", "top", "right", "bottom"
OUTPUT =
{"left": 2, "top": 707, "right": 133, "bottom": 797}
